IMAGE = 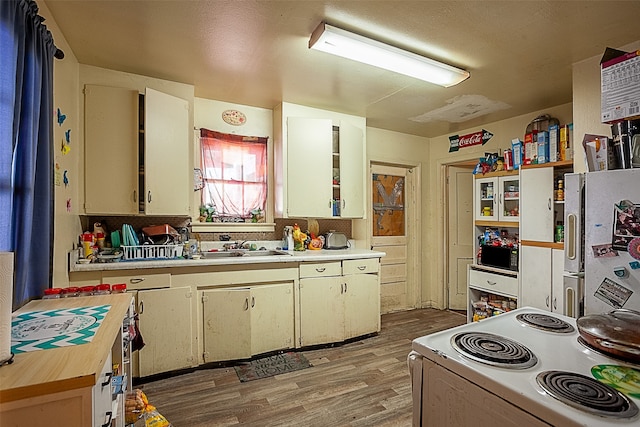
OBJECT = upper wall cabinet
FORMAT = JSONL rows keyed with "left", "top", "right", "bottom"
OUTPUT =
{"left": 274, "top": 103, "right": 366, "bottom": 219}
{"left": 84, "top": 85, "right": 190, "bottom": 216}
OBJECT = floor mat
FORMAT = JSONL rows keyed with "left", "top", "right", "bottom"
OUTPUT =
{"left": 234, "top": 352, "right": 311, "bottom": 382}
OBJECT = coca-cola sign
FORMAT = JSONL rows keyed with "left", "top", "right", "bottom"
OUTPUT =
{"left": 449, "top": 129, "right": 493, "bottom": 152}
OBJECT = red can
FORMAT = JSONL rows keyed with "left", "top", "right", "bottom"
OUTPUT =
{"left": 504, "top": 149, "right": 513, "bottom": 170}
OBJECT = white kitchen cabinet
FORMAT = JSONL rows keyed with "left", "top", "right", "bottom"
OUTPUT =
{"left": 84, "top": 84, "right": 190, "bottom": 216}
{"left": 134, "top": 286, "right": 195, "bottom": 377}
{"left": 201, "top": 282, "right": 294, "bottom": 362}
{"left": 467, "top": 264, "right": 518, "bottom": 322}
{"left": 0, "top": 294, "right": 133, "bottom": 427}
{"left": 274, "top": 103, "right": 366, "bottom": 219}
{"left": 299, "top": 259, "right": 380, "bottom": 346}
{"left": 474, "top": 173, "right": 519, "bottom": 222}
{"left": 520, "top": 161, "right": 573, "bottom": 243}
{"left": 520, "top": 246, "right": 565, "bottom": 313}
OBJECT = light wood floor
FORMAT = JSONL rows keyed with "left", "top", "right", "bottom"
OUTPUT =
{"left": 135, "top": 308, "right": 466, "bottom": 427}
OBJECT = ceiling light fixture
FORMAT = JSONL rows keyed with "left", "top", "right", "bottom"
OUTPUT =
{"left": 309, "top": 22, "right": 470, "bottom": 87}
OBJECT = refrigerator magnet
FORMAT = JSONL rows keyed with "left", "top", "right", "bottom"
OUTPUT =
{"left": 628, "top": 237, "right": 640, "bottom": 260}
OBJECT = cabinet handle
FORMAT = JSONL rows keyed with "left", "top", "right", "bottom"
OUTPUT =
{"left": 139, "top": 300, "right": 144, "bottom": 314}
{"left": 251, "top": 296, "right": 255, "bottom": 308}
{"left": 340, "top": 283, "right": 344, "bottom": 294}
{"left": 344, "top": 283, "right": 347, "bottom": 293}
{"left": 548, "top": 198, "right": 551, "bottom": 210}
{"left": 486, "top": 280, "right": 496, "bottom": 286}
{"left": 357, "top": 266, "right": 366, "bottom": 271}
{"left": 315, "top": 267, "right": 326, "bottom": 273}
{"left": 148, "top": 191, "right": 152, "bottom": 203}
{"left": 130, "top": 278, "right": 145, "bottom": 284}
{"left": 342, "top": 199, "right": 346, "bottom": 209}
{"left": 244, "top": 297, "right": 249, "bottom": 311}
{"left": 328, "top": 199, "right": 332, "bottom": 208}
{"left": 552, "top": 297, "right": 557, "bottom": 310}
{"left": 545, "top": 296, "right": 550, "bottom": 308}
{"left": 567, "top": 214, "right": 577, "bottom": 260}
{"left": 133, "top": 190, "right": 137, "bottom": 203}
{"left": 101, "top": 412, "right": 113, "bottom": 427}
{"left": 101, "top": 371, "right": 113, "bottom": 387}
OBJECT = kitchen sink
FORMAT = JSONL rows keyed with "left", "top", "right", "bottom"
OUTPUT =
{"left": 201, "top": 249, "right": 290, "bottom": 258}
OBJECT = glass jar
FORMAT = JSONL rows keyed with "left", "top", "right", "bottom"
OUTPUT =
{"left": 94, "top": 284, "right": 111, "bottom": 295}
{"left": 61, "top": 287, "right": 79, "bottom": 298}
{"left": 112, "top": 283, "right": 127, "bottom": 293}
{"left": 43, "top": 288, "right": 62, "bottom": 299}
{"left": 78, "top": 285, "right": 96, "bottom": 297}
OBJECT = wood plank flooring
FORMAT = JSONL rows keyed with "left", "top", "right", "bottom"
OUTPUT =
{"left": 134, "top": 308, "right": 465, "bottom": 427}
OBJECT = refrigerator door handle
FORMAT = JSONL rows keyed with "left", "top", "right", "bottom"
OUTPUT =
{"left": 566, "top": 213, "right": 577, "bottom": 260}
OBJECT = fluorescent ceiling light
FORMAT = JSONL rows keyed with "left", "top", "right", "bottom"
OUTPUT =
{"left": 309, "top": 22, "right": 470, "bottom": 87}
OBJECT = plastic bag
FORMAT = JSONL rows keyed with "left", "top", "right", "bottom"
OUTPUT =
{"left": 127, "top": 389, "right": 172, "bottom": 427}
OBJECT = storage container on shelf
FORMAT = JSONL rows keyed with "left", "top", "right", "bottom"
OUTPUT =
{"left": 43, "top": 288, "right": 62, "bottom": 299}
{"left": 94, "top": 283, "right": 111, "bottom": 295}
{"left": 78, "top": 285, "right": 96, "bottom": 297}
{"left": 61, "top": 287, "right": 79, "bottom": 298}
{"left": 112, "top": 283, "right": 127, "bottom": 293}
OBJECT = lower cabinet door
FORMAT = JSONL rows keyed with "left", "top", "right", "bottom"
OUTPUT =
{"left": 343, "top": 273, "right": 380, "bottom": 339}
{"left": 520, "top": 245, "right": 552, "bottom": 311}
{"left": 202, "top": 288, "right": 252, "bottom": 362}
{"left": 137, "top": 287, "right": 195, "bottom": 377}
{"left": 92, "top": 352, "right": 113, "bottom": 427}
{"left": 250, "top": 283, "right": 294, "bottom": 356}
{"left": 299, "top": 277, "right": 344, "bottom": 346}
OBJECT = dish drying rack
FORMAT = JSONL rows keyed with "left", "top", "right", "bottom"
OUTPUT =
{"left": 121, "top": 245, "right": 183, "bottom": 261}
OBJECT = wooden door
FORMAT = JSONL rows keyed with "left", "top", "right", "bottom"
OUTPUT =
{"left": 286, "top": 117, "right": 333, "bottom": 217}
{"left": 202, "top": 288, "right": 251, "bottom": 362}
{"left": 299, "top": 277, "right": 344, "bottom": 346}
{"left": 84, "top": 85, "right": 138, "bottom": 214}
{"left": 144, "top": 87, "right": 190, "bottom": 215}
{"left": 338, "top": 121, "right": 365, "bottom": 218}
{"left": 250, "top": 283, "right": 294, "bottom": 355}
{"left": 371, "top": 164, "right": 410, "bottom": 313}
{"left": 447, "top": 166, "right": 474, "bottom": 310}
{"left": 137, "top": 287, "right": 194, "bottom": 376}
{"left": 343, "top": 273, "right": 380, "bottom": 339}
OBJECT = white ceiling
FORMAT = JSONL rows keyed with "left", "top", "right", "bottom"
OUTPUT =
{"left": 44, "top": 0, "right": 640, "bottom": 138}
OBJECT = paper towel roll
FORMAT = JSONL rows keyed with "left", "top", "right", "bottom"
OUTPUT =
{"left": 0, "top": 252, "right": 14, "bottom": 364}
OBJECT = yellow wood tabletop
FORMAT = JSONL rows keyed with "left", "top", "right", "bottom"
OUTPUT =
{"left": 0, "top": 293, "right": 132, "bottom": 403}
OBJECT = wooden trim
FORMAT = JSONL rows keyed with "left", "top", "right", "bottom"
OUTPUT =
{"left": 475, "top": 220, "right": 519, "bottom": 228}
{"left": 474, "top": 169, "right": 519, "bottom": 179}
{"left": 520, "top": 160, "right": 573, "bottom": 169}
{"left": 521, "top": 240, "right": 564, "bottom": 250}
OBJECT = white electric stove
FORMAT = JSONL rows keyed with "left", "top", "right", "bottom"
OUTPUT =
{"left": 409, "top": 307, "right": 640, "bottom": 427}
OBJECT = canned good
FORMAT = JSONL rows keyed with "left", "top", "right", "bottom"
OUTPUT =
{"left": 555, "top": 225, "right": 564, "bottom": 242}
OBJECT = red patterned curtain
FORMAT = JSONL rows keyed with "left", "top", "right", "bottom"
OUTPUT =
{"left": 200, "top": 129, "right": 267, "bottom": 218}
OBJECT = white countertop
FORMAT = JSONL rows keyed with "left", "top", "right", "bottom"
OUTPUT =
{"left": 69, "top": 248, "right": 385, "bottom": 272}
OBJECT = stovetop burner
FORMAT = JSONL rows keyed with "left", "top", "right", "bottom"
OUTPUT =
{"left": 536, "top": 370, "right": 639, "bottom": 418}
{"left": 516, "top": 312, "right": 575, "bottom": 333}
{"left": 577, "top": 336, "right": 640, "bottom": 365}
{"left": 451, "top": 332, "right": 537, "bottom": 369}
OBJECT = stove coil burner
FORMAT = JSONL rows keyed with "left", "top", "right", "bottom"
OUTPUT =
{"left": 451, "top": 332, "right": 538, "bottom": 369}
{"left": 516, "top": 313, "right": 575, "bottom": 334}
{"left": 537, "top": 370, "right": 639, "bottom": 418}
{"left": 577, "top": 337, "right": 640, "bottom": 365}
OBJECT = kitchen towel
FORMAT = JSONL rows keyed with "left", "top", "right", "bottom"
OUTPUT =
{"left": 0, "top": 252, "right": 14, "bottom": 364}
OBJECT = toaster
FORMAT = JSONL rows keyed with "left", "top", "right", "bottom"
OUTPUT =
{"left": 323, "top": 231, "right": 348, "bottom": 249}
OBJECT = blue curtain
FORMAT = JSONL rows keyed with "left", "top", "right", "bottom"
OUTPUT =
{"left": 0, "top": 0, "right": 57, "bottom": 309}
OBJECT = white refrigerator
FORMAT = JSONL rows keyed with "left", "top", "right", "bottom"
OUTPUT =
{"left": 581, "top": 169, "right": 640, "bottom": 314}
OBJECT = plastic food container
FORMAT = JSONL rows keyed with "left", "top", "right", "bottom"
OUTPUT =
{"left": 43, "top": 288, "right": 62, "bottom": 299}
{"left": 78, "top": 285, "right": 96, "bottom": 296}
{"left": 94, "top": 284, "right": 111, "bottom": 295}
{"left": 112, "top": 283, "right": 127, "bottom": 293}
{"left": 61, "top": 287, "right": 80, "bottom": 298}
